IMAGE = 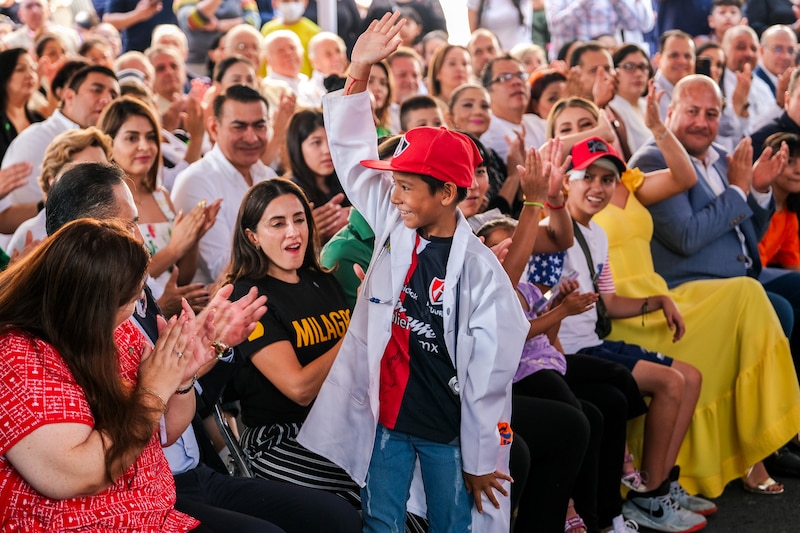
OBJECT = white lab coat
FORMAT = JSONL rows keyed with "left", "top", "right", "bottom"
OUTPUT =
{"left": 298, "top": 90, "right": 528, "bottom": 532}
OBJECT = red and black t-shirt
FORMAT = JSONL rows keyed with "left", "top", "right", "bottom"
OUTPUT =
{"left": 379, "top": 235, "right": 460, "bottom": 444}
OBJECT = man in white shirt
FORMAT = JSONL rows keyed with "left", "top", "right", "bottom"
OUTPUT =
{"left": 546, "top": 0, "right": 654, "bottom": 61}
{"left": 223, "top": 24, "right": 266, "bottom": 76}
{"left": 750, "top": 25, "right": 797, "bottom": 130}
{"left": 386, "top": 47, "right": 425, "bottom": 133}
{"left": 146, "top": 46, "right": 188, "bottom": 118}
{"left": 0, "top": 65, "right": 119, "bottom": 234}
{"left": 479, "top": 55, "right": 544, "bottom": 164}
{"left": 263, "top": 30, "right": 320, "bottom": 108}
{"left": 2, "top": 0, "right": 80, "bottom": 53}
{"left": 718, "top": 25, "right": 759, "bottom": 150}
{"left": 467, "top": 29, "right": 501, "bottom": 79}
{"left": 308, "top": 31, "right": 349, "bottom": 99}
{"left": 653, "top": 30, "right": 696, "bottom": 119}
{"left": 172, "top": 85, "right": 277, "bottom": 285}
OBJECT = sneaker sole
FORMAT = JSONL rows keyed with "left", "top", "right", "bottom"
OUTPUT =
{"left": 688, "top": 506, "right": 717, "bottom": 517}
{"left": 622, "top": 503, "right": 707, "bottom": 533}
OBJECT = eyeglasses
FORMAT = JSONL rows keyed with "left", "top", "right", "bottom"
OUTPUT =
{"left": 489, "top": 72, "right": 529, "bottom": 85}
{"left": 767, "top": 45, "right": 797, "bottom": 55}
{"left": 618, "top": 62, "right": 649, "bottom": 73}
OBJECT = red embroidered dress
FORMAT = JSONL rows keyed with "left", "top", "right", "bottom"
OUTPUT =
{"left": 0, "top": 320, "right": 198, "bottom": 532}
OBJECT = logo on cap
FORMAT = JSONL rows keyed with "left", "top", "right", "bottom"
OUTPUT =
{"left": 394, "top": 136, "right": 410, "bottom": 158}
{"left": 586, "top": 139, "right": 610, "bottom": 154}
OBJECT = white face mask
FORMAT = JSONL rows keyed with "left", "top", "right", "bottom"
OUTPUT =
{"left": 277, "top": 2, "right": 305, "bottom": 23}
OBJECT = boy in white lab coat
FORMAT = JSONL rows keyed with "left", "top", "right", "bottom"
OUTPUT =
{"left": 298, "top": 13, "right": 529, "bottom": 533}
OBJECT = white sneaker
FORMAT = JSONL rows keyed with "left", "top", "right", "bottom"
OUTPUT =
{"left": 612, "top": 514, "right": 640, "bottom": 532}
{"left": 623, "top": 492, "right": 706, "bottom": 533}
{"left": 670, "top": 480, "right": 717, "bottom": 516}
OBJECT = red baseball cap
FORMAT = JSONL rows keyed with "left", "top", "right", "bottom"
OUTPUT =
{"left": 360, "top": 127, "right": 482, "bottom": 188}
{"left": 569, "top": 137, "right": 627, "bottom": 174}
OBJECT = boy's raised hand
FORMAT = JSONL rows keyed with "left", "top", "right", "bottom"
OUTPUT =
{"left": 350, "top": 12, "right": 405, "bottom": 72}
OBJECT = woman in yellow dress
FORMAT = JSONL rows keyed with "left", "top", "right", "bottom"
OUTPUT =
{"left": 547, "top": 91, "right": 800, "bottom": 498}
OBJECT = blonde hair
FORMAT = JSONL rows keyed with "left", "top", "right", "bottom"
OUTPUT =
{"left": 39, "top": 127, "right": 113, "bottom": 195}
{"left": 545, "top": 97, "right": 600, "bottom": 140}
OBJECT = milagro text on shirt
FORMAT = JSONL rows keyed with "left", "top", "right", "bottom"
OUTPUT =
{"left": 293, "top": 309, "right": 352, "bottom": 347}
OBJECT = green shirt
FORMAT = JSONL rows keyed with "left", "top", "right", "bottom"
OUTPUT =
{"left": 320, "top": 209, "right": 375, "bottom": 310}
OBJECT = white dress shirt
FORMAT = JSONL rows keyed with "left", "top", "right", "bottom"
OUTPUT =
{"left": 7, "top": 209, "right": 47, "bottom": 256}
{"left": 0, "top": 110, "right": 78, "bottom": 211}
{"left": 171, "top": 144, "right": 276, "bottom": 284}
{"left": 750, "top": 63, "right": 784, "bottom": 132}
{"left": 480, "top": 113, "right": 546, "bottom": 164}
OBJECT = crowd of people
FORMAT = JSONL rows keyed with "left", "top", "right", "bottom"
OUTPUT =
{"left": 2, "top": 1, "right": 800, "bottom": 532}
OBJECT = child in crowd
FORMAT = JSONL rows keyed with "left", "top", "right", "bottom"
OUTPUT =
{"left": 299, "top": 13, "right": 529, "bottom": 532}
{"left": 529, "top": 137, "right": 712, "bottom": 533}
{"left": 399, "top": 95, "right": 445, "bottom": 131}
{"left": 759, "top": 132, "right": 800, "bottom": 360}
{"left": 478, "top": 143, "right": 647, "bottom": 533}
{"left": 700, "top": 0, "right": 745, "bottom": 44}
{"left": 759, "top": 132, "right": 800, "bottom": 275}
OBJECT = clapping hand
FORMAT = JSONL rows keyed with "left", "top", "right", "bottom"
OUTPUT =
{"left": 753, "top": 141, "right": 789, "bottom": 193}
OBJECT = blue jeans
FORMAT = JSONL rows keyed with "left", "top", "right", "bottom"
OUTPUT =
{"left": 362, "top": 424, "right": 472, "bottom": 533}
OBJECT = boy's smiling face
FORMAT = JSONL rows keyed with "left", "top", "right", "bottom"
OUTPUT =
{"left": 391, "top": 172, "right": 457, "bottom": 238}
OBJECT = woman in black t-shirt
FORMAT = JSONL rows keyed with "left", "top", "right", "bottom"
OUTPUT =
{"left": 226, "top": 178, "right": 360, "bottom": 504}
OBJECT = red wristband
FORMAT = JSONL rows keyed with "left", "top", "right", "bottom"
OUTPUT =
{"left": 545, "top": 200, "right": 565, "bottom": 210}
{"left": 345, "top": 74, "right": 367, "bottom": 95}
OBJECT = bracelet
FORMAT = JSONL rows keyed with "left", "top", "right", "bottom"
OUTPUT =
{"left": 655, "top": 129, "right": 669, "bottom": 141}
{"left": 545, "top": 200, "right": 565, "bottom": 210}
{"left": 175, "top": 374, "right": 198, "bottom": 395}
{"left": 345, "top": 73, "right": 368, "bottom": 95}
{"left": 523, "top": 200, "right": 545, "bottom": 209}
{"left": 138, "top": 387, "right": 168, "bottom": 414}
{"left": 212, "top": 340, "right": 230, "bottom": 360}
{"left": 641, "top": 296, "right": 650, "bottom": 327}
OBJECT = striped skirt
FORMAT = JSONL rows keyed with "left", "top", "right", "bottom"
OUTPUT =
{"left": 241, "top": 422, "right": 428, "bottom": 533}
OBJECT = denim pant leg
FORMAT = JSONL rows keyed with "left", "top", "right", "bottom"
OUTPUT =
{"left": 414, "top": 435, "right": 472, "bottom": 533}
{"left": 362, "top": 424, "right": 417, "bottom": 533}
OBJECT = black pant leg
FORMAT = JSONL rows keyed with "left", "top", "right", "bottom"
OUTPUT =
{"left": 511, "top": 395, "right": 590, "bottom": 533}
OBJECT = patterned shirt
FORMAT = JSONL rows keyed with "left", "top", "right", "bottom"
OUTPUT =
{"left": 545, "top": 0, "right": 654, "bottom": 60}
{"left": 0, "top": 321, "right": 197, "bottom": 532}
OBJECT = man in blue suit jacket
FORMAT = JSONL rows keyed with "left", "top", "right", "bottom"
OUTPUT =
{"left": 631, "top": 73, "right": 800, "bottom": 477}
{"left": 630, "top": 75, "right": 799, "bottom": 338}
{"left": 631, "top": 75, "right": 777, "bottom": 285}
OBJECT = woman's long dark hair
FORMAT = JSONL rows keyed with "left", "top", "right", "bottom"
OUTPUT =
{"left": 286, "top": 108, "right": 340, "bottom": 207}
{"left": 0, "top": 219, "right": 150, "bottom": 481}
{"left": 0, "top": 48, "right": 30, "bottom": 112}
{"left": 227, "top": 178, "right": 324, "bottom": 284}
